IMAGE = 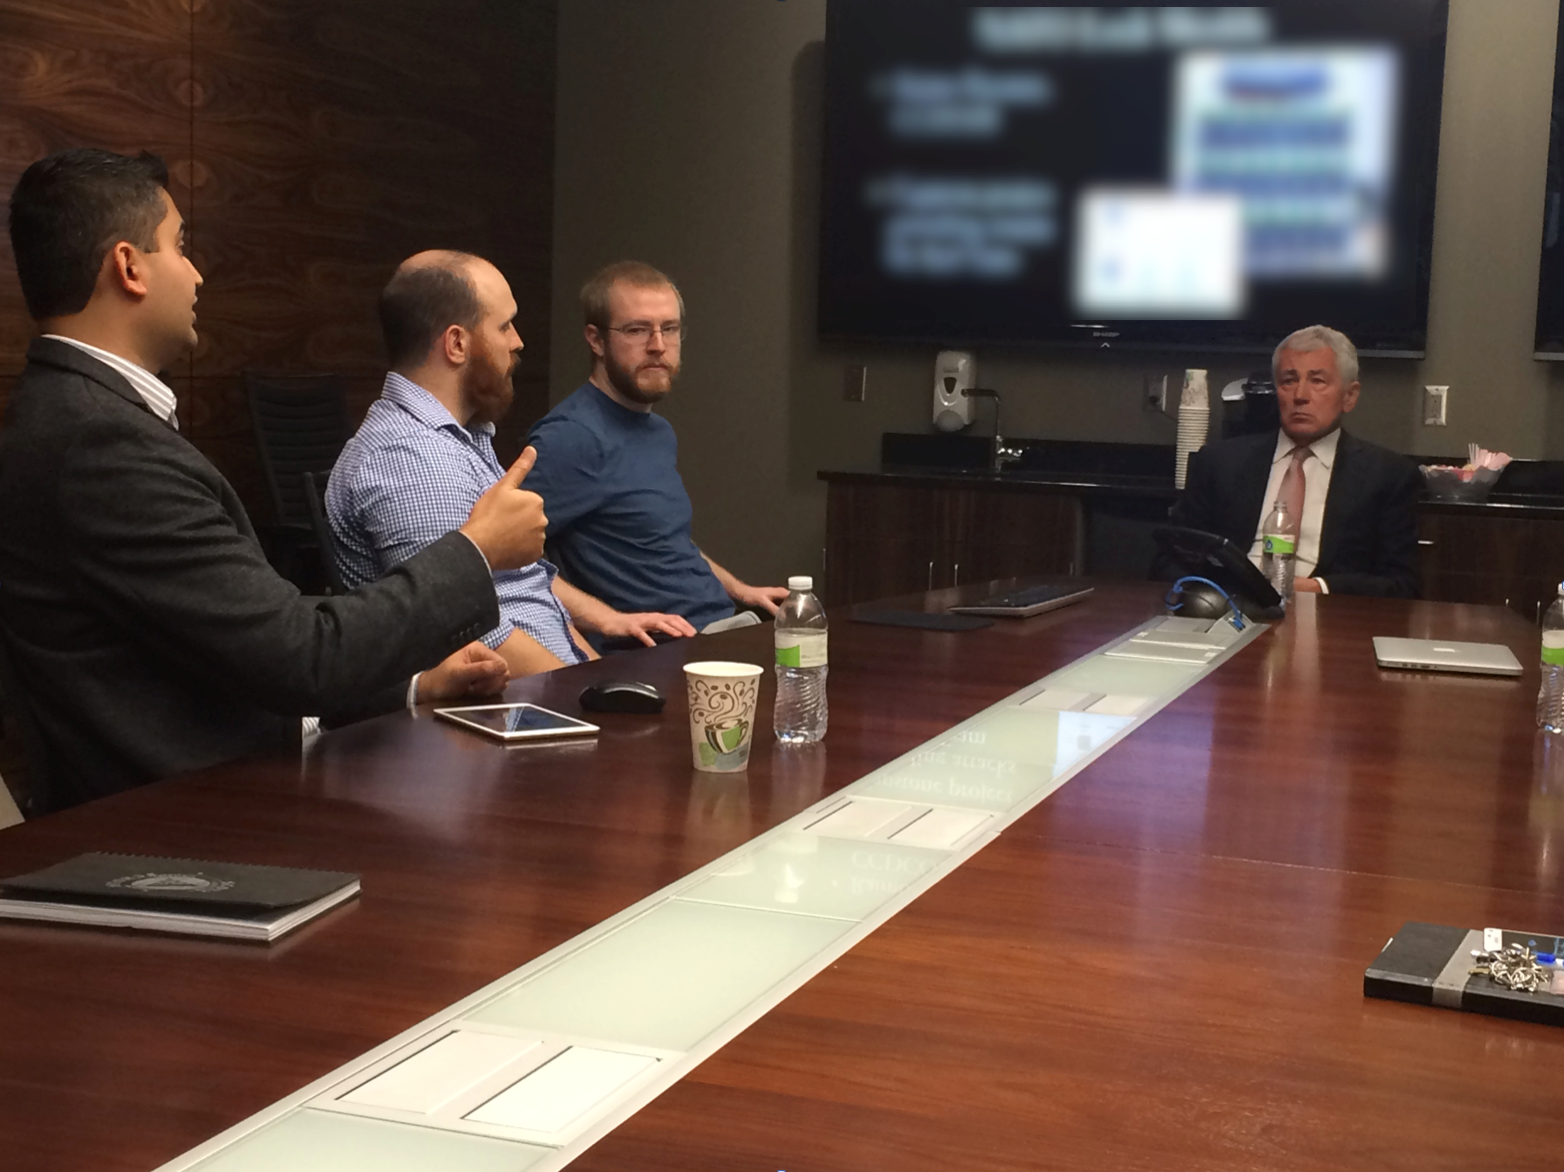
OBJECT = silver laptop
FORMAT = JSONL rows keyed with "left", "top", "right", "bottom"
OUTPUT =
{"left": 1372, "top": 637, "right": 1523, "bottom": 677}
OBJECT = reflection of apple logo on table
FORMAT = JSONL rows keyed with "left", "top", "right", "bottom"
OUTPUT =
{"left": 699, "top": 717, "right": 751, "bottom": 769}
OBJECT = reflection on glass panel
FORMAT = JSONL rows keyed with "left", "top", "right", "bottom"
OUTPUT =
{"left": 466, "top": 901, "right": 851, "bottom": 1052}
{"left": 680, "top": 833, "right": 946, "bottom": 921}
{"left": 189, "top": 1110, "right": 549, "bottom": 1172}
{"left": 1044, "top": 655, "right": 1203, "bottom": 698}
{"left": 1055, "top": 710, "right": 1136, "bottom": 772}
{"left": 856, "top": 708, "right": 1134, "bottom": 812}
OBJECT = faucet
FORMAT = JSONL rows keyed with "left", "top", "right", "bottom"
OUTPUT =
{"left": 961, "top": 387, "right": 1024, "bottom": 472}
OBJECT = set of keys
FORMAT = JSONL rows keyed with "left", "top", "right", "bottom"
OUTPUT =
{"left": 1470, "top": 942, "right": 1560, "bottom": 994}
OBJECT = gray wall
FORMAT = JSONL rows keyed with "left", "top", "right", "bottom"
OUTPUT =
{"left": 552, "top": 0, "right": 1563, "bottom": 590}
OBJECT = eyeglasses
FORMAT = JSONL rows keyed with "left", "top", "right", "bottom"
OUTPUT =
{"left": 606, "top": 321, "right": 684, "bottom": 344}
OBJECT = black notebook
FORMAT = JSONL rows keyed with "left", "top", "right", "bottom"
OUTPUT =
{"left": 0, "top": 852, "right": 360, "bottom": 943}
{"left": 1364, "top": 921, "right": 1564, "bottom": 1028}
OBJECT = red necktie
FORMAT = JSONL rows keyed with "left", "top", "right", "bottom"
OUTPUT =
{"left": 1280, "top": 445, "right": 1311, "bottom": 531}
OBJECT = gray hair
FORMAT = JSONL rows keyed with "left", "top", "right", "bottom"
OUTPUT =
{"left": 1272, "top": 325, "right": 1358, "bottom": 385}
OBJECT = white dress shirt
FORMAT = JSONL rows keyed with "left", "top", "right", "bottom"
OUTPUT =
{"left": 43, "top": 334, "right": 178, "bottom": 426}
{"left": 1247, "top": 427, "right": 1341, "bottom": 592}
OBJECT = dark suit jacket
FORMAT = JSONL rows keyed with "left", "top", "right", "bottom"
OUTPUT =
{"left": 1166, "top": 428, "right": 1423, "bottom": 598}
{"left": 0, "top": 339, "right": 500, "bottom": 809}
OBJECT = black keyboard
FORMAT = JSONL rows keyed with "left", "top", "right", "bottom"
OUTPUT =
{"left": 948, "top": 581, "right": 1094, "bottom": 618}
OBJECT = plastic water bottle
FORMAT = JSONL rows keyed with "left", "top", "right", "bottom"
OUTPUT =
{"left": 774, "top": 575, "right": 828, "bottom": 743}
{"left": 1538, "top": 582, "right": 1564, "bottom": 733}
{"left": 1260, "top": 495, "right": 1298, "bottom": 600}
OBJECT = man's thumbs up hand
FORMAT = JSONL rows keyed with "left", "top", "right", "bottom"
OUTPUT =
{"left": 460, "top": 446, "right": 547, "bottom": 570}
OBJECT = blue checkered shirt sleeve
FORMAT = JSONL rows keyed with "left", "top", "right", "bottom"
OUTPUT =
{"left": 334, "top": 435, "right": 584, "bottom": 664}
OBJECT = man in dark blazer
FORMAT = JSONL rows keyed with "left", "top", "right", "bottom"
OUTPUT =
{"left": 0, "top": 149, "right": 549, "bottom": 811}
{"left": 1167, "top": 325, "right": 1422, "bottom": 597}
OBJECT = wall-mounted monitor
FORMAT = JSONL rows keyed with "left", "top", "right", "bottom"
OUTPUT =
{"left": 818, "top": 1, "right": 1451, "bottom": 357}
{"left": 1534, "top": 4, "right": 1564, "bottom": 359}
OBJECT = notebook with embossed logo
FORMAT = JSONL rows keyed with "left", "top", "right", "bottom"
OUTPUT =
{"left": 0, "top": 852, "right": 359, "bottom": 942}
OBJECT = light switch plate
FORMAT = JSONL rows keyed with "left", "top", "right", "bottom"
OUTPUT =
{"left": 1145, "top": 373, "right": 1169, "bottom": 413}
{"left": 844, "top": 364, "right": 866, "bottom": 402}
{"left": 1422, "top": 384, "right": 1448, "bottom": 427}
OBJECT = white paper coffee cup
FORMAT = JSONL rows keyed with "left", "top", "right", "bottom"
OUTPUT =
{"left": 683, "top": 661, "right": 764, "bottom": 773}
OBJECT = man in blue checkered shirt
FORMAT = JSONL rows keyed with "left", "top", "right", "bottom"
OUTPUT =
{"left": 328, "top": 252, "right": 695, "bottom": 676}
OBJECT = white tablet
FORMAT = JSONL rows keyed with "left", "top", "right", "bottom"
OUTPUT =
{"left": 434, "top": 703, "right": 601, "bottom": 742}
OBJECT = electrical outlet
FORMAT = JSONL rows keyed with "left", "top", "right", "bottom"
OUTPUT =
{"left": 843, "top": 364, "right": 866, "bottom": 402}
{"left": 1422, "top": 384, "right": 1448, "bottom": 427}
{"left": 1144, "top": 373, "right": 1168, "bottom": 413}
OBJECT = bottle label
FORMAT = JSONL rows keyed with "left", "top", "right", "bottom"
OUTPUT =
{"left": 776, "top": 631, "right": 827, "bottom": 668}
{"left": 1543, "top": 632, "right": 1564, "bottom": 665}
{"left": 1262, "top": 534, "right": 1296, "bottom": 556}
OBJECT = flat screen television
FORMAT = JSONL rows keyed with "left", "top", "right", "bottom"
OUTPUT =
{"left": 818, "top": 1, "right": 1451, "bottom": 357}
{"left": 1535, "top": 6, "right": 1564, "bottom": 359}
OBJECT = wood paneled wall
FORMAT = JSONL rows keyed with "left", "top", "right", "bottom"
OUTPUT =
{"left": 0, "top": 0, "right": 556, "bottom": 523}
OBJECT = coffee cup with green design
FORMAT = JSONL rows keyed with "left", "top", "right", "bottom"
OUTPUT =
{"left": 683, "top": 661, "right": 763, "bottom": 773}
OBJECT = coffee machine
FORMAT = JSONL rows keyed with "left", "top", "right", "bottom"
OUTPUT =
{"left": 1220, "top": 372, "right": 1280, "bottom": 439}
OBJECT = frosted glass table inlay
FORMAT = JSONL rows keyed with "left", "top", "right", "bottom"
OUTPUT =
{"left": 149, "top": 610, "right": 1261, "bottom": 1172}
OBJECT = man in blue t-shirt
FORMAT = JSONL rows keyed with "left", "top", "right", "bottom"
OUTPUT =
{"left": 330, "top": 251, "right": 696, "bottom": 676}
{"left": 526, "top": 262, "right": 786, "bottom": 631}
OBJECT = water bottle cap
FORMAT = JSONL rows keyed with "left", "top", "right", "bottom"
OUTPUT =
{"left": 788, "top": 575, "right": 813, "bottom": 591}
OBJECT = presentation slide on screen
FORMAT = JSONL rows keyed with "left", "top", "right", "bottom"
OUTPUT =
{"left": 819, "top": 3, "right": 1434, "bottom": 343}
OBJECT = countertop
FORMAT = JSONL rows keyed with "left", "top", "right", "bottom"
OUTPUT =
{"left": 824, "top": 433, "right": 1564, "bottom": 517}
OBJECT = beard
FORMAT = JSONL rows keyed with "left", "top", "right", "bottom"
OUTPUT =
{"left": 603, "top": 345, "right": 678, "bottom": 405}
{"left": 463, "top": 331, "right": 517, "bottom": 424}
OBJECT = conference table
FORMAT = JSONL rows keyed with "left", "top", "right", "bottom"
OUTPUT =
{"left": 2, "top": 580, "right": 1563, "bottom": 1171}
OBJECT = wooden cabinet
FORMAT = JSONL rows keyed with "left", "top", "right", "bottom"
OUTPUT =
{"left": 824, "top": 473, "right": 1564, "bottom": 616}
{"left": 823, "top": 479, "right": 1082, "bottom": 606}
{"left": 1418, "top": 508, "right": 1564, "bottom": 620}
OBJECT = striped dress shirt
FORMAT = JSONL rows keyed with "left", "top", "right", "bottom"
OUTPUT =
{"left": 327, "top": 373, "right": 586, "bottom": 664}
{"left": 43, "top": 335, "right": 178, "bottom": 426}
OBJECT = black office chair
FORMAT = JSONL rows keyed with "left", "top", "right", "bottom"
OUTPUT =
{"left": 243, "top": 371, "right": 348, "bottom": 587}
{"left": 301, "top": 470, "right": 349, "bottom": 595}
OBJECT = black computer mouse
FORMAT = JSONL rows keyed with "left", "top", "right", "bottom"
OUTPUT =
{"left": 578, "top": 680, "right": 666, "bottom": 714}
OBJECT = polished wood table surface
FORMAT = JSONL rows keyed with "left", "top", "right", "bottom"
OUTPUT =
{"left": 3, "top": 582, "right": 1563, "bottom": 1170}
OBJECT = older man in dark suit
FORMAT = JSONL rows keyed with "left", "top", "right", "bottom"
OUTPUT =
{"left": 0, "top": 148, "right": 548, "bottom": 811}
{"left": 1168, "top": 325, "right": 1422, "bottom": 598}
